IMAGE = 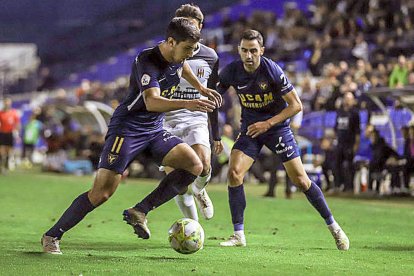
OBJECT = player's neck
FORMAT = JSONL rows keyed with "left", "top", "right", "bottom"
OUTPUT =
{"left": 158, "top": 42, "right": 174, "bottom": 63}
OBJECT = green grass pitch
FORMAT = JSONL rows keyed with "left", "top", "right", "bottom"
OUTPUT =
{"left": 0, "top": 170, "right": 413, "bottom": 275}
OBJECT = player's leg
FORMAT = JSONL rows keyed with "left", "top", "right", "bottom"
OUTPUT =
{"left": 165, "top": 166, "right": 199, "bottom": 221}
{"left": 190, "top": 143, "right": 214, "bottom": 220}
{"left": 42, "top": 168, "right": 122, "bottom": 254}
{"left": 124, "top": 131, "right": 202, "bottom": 239}
{"left": 0, "top": 144, "right": 6, "bottom": 172}
{"left": 42, "top": 134, "right": 132, "bottom": 254}
{"left": 283, "top": 157, "right": 349, "bottom": 250}
{"left": 220, "top": 149, "right": 255, "bottom": 247}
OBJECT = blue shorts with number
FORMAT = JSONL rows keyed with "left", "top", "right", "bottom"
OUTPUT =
{"left": 233, "top": 127, "right": 300, "bottom": 163}
{"left": 98, "top": 130, "right": 183, "bottom": 174}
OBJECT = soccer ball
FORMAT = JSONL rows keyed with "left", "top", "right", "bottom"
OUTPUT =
{"left": 168, "top": 218, "right": 204, "bottom": 254}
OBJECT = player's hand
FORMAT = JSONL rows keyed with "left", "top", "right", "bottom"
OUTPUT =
{"left": 246, "top": 121, "right": 272, "bottom": 138}
{"left": 199, "top": 87, "right": 223, "bottom": 108}
{"left": 212, "top": 140, "right": 224, "bottom": 155}
{"left": 185, "top": 99, "right": 216, "bottom": 112}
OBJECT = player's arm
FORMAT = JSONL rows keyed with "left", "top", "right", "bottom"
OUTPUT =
{"left": 182, "top": 61, "right": 222, "bottom": 107}
{"left": 143, "top": 87, "right": 216, "bottom": 113}
{"left": 207, "top": 59, "right": 224, "bottom": 154}
{"left": 247, "top": 88, "right": 302, "bottom": 138}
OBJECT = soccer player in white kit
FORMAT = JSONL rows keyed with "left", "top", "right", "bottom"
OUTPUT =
{"left": 163, "top": 4, "right": 223, "bottom": 221}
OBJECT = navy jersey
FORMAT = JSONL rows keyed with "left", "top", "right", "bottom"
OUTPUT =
{"left": 217, "top": 56, "right": 294, "bottom": 131}
{"left": 108, "top": 46, "right": 183, "bottom": 136}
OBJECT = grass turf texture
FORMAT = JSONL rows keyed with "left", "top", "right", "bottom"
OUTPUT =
{"left": 0, "top": 170, "right": 413, "bottom": 275}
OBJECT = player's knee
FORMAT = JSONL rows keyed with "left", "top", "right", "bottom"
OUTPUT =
{"left": 88, "top": 190, "right": 114, "bottom": 206}
{"left": 292, "top": 175, "right": 311, "bottom": 190}
{"left": 188, "top": 159, "right": 203, "bottom": 176}
{"left": 228, "top": 167, "right": 243, "bottom": 186}
{"left": 200, "top": 161, "right": 211, "bottom": 176}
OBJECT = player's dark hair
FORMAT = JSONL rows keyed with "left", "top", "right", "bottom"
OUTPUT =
{"left": 175, "top": 3, "right": 204, "bottom": 24}
{"left": 241, "top": 29, "right": 264, "bottom": 47}
{"left": 166, "top": 17, "right": 201, "bottom": 44}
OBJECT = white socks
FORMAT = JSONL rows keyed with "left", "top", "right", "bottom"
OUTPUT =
{"left": 235, "top": 230, "right": 245, "bottom": 237}
{"left": 328, "top": 221, "right": 340, "bottom": 231}
{"left": 175, "top": 170, "right": 212, "bottom": 221}
{"left": 174, "top": 192, "right": 198, "bottom": 221}
{"left": 192, "top": 170, "right": 211, "bottom": 195}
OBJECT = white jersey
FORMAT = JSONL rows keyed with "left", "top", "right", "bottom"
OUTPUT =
{"left": 164, "top": 43, "right": 219, "bottom": 126}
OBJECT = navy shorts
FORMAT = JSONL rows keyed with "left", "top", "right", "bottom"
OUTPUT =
{"left": 233, "top": 127, "right": 300, "bottom": 163}
{"left": 98, "top": 130, "right": 183, "bottom": 174}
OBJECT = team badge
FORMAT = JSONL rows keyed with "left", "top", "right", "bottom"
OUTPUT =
{"left": 141, "top": 74, "right": 150, "bottom": 86}
{"left": 197, "top": 67, "right": 205, "bottom": 78}
{"left": 108, "top": 153, "right": 118, "bottom": 165}
{"left": 259, "top": 82, "right": 268, "bottom": 90}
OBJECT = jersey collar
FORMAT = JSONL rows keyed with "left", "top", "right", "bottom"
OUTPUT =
{"left": 192, "top": 43, "right": 201, "bottom": 56}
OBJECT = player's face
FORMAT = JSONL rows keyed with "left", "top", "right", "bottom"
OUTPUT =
{"left": 238, "top": 39, "right": 264, "bottom": 72}
{"left": 170, "top": 39, "right": 198, "bottom": 63}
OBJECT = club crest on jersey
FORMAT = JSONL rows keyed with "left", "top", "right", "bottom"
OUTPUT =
{"left": 259, "top": 81, "right": 268, "bottom": 90}
{"left": 197, "top": 67, "right": 205, "bottom": 78}
{"left": 141, "top": 74, "right": 150, "bottom": 86}
{"left": 107, "top": 153, "right": 118, "bottom": 165}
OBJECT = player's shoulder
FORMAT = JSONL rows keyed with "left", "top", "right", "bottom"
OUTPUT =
{"left": 261, "top": 56, "right": 283, "bottom": 71}
{"left": 135, "top": 46, "right": 163, "bottom": 67}
{"left": 197, "top": 44, "right": 218, "bottom": 59}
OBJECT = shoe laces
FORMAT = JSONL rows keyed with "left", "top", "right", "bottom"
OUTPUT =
{"left": 44, "top": 236, "right": 60, "bottom": 250}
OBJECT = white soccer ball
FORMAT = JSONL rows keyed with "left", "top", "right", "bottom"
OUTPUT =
{"left": 168, "top": 218, "right": 204, "bottom": 254}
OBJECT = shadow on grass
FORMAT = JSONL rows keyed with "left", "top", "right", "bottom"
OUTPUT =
{"left": 143, "top": 256, "right": 189, "bottom": 261}
{"left": 364, "top": 245, "right": 414, "bottom": 251}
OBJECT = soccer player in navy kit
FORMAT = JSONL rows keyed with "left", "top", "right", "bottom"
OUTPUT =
{"left": 217, "top": 30, "right": 349, "bottom": 250}
{"left": 41, "top": 17, "right": 222, "bottom": 254}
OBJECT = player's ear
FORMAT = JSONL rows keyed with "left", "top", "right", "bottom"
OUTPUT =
{"left": 260, "top": 46, "right": 265, "bottom": 56}
{"left": 167, "top": 37, "right": 176, "bottom": 47}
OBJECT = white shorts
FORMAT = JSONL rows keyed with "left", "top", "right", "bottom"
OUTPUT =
{"left": 163, "top": 122, "right": 210, "bottom": 149}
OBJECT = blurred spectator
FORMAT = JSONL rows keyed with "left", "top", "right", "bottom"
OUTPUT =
{"left": 22, "top": 112, "right": 43, "bottom": 166}
{"left": 367, "top": 129, "right": 401, "bottom": 194}
{"left": 352, "top": 33, "right": 369, "bottom": 61}
{"left": 0, "top": 98, "right": 20, "bottom": 173}
{"left": 388, "top": 55, "right": 409, "bottom": 88}
{"left": 401, "top": 126, "right": 413, "bottom": 191}
{"left": 334, "top": 92, "right": 360, "bottom": 192}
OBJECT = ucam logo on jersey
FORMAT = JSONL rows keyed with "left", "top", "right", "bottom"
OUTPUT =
{"left": 141, "top": 74, "right": 151, "bottom": 86}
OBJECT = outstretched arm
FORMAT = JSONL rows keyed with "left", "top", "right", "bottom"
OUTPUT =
{"left": 182, "top": 61, "right": 222, "bottom": 107}
{"left": 143, "top": 87, "right": 216, "bottom": 113}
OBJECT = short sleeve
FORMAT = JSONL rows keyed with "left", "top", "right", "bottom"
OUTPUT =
{"left": 269, "top": 61, "right": 294, "bottom": 95}
{"left": 133, "top": 56, "right": 160, "bottom": 91}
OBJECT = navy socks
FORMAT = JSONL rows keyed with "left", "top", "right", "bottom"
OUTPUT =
{"left": 46, "top": 192, "right": 95, "bottom": 239}
{"left": 228, "top": 185, "right": 246, "bottom": 231}
{"left": 304, "top": 182, "right": 334, "bottom": 225}
{"left": 135, "top": 169, "right": 197, "bottom": 214}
